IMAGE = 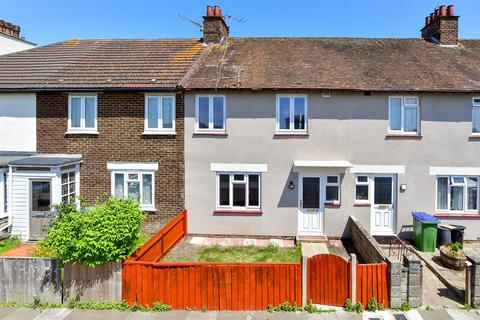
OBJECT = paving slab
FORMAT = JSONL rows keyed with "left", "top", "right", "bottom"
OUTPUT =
{"left": 0, "top": 307, "right": 41, "bottom": 320}
{"left": 65, "top": 309, "right": 129, "bottom": 320}
{"left": 417, "top": 309, "right": 453, "bottom": 320}
{"left": 445, "top": 309, "right": 480, "bottom": 320}
{"left": 33, "top": 308, "right": 72, "bottom": 320}
{"left": 301, "top": 243, "right": 329, "bottom": 257}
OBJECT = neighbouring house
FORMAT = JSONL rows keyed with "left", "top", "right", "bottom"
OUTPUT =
{"left": 182, "top": 5, "right": 480, "bottom": 240}
{"left": 0, "top": 38, "right": 205, "bottom": 240}
{"left": 0, "top": 19, "right": 35, "bottom": 55}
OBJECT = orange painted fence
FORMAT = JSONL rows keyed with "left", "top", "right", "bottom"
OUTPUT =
{"left": 129, "top": 210, "right": 187, "bottom": 262}
{"left": 122, "top": 260, "right": 302, "bottom": 310}
{"left": 356, "top": 262, "right": 389, "bottom": 308}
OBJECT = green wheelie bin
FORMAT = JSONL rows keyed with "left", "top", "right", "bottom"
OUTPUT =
{"left": 412, "top": 212, "right": 440, "bottom": 252}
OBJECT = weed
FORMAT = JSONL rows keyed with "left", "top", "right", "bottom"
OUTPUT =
{"left": 400, "top": 301, "right": 412, "bottom": 312}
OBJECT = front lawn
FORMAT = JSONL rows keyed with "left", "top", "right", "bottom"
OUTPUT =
{"left": 164, "top": 243, "right": 302, "bottom": 263}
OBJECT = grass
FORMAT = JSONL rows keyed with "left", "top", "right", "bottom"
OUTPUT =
{"left": 197, "top": 244, "right": 302, "bottom": 262}
{"left": 0, "top": 236, "right": 21, "bottom": 255}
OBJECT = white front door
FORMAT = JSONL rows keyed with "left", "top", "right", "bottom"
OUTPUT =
{"left": 298, "top": 175, "right": 324, "bottom": 235}
{"left": 371, "top": 175, "right": 396, "bottom": 235}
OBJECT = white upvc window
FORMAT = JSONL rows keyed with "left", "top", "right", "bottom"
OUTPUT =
{"left": 388, "top": 96, "right": 420, "bottom": 134}
{"left": 325, "top": 175, "right": 340, "bottom": 204}
{"left": 144, "top": 94, "right": 176, "bottom": 134}
{"left": 472, "top": 98, "right": 480, "bottom": 134}
{"left": 436, "top": 175, "right": 479, "bottom": 212}
{"left": 355, "top": 175, "right": 370, "bottom": 203}
{"left": 68, "top": 95, "right": 98, "bottom": 134}
{"left": 216, "top": 172, "right": 261, "bottom": 210}
{"left": 276, "top": 95, "right": 308, "bottom": 133}
{"left": 195, "top": 95, "right": 226, "bottom": 133}
{"left": 60, "top": 169, "right": 77, "bottom": 204}
{"left": 107, "top": 162, "right": 158, "bottom": 211}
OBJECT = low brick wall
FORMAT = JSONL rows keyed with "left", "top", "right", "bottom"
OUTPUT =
{"left": 349, "top": 216, "right": 388, "bottom": 263}
{"left": 468, "top": 254, "right": 480, "bottom": 307}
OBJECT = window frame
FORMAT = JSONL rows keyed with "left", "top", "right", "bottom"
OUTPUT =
{"left": 216, "top": 172, "right": 261, "bottom": 211}
{"left": 276, "top": 94, "right": 308, "bottom": 134}
{"left": 110, "top": 170, "right": 156, "bottom": 211}
{"left": 195, "top": 95, "right": 226, "bottom": 133}
{"left": 388, "top": 96, "right": 420, "bottom": 134}
{"left": 325, "top": 174, "right": 340, "bottom": 205}
{"left": 144, "top": 94, "right": 176, "bottom": 135}
{"left": 355, "top": 174, "right": 371, "bottom": 204}
{"left": 472, "top": 97, "right": 480, "bottom": 134}
{"left": 435, "top": 175, "right": 480, "bottom": 213}
{"left": 60, "top": 169, "right": 77, "bottom": 204}
{"left": 67, "top": 94, "right": 98, "bottom": 134}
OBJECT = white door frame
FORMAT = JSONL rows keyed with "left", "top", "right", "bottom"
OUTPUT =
{"left": 297, "top": 172, "right": 325, "bottom": 236}
{"left": 370, "top": 174, "right": 397, "bottom": 236}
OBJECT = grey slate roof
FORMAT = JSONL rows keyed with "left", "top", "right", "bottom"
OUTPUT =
{"left": 8, "top": 156, "right": 82, "bottom": 167}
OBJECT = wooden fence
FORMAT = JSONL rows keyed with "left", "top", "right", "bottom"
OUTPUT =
{"left": 0, "top": 257, "right": 62, "bottom": 303}
{"left": 129, "top": 209, "right": 187, "bottom": 262}
{"left": 123, "top": 260, "right": 302, "bottom": 310}
{"left": 64, "top": 262, "right": 122, "bottom": 302}
{"left": 356, "top": 262, "right": 389, "bottom": 307}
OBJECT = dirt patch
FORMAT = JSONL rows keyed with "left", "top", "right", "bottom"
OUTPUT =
{"left": 1, "top": 243, "right": 36, "bottom": 257}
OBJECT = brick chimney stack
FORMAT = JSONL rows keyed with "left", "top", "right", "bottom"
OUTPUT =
{"left": 0, "top": 19, "right": 21, "bottom": 38}
{"left": 203, "top": 5, "right": 229, "bottom": 44}
{"left": 421, "top": 5, "right": 459, "bottom": 45}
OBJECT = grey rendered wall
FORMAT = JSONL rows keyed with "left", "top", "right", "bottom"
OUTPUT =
{"left": 185, "top": 91, "right": 480, "bottom": 239}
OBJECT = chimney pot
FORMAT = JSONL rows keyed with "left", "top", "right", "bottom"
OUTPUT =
{"left": 430, "top": 12, "right": 435, "bottom": 22}
{"left": 447, "top": 5, "right": 455, "bottom": 16}
{"left": 425, "top": 16, "right": 431, "bottom": 26}
{"left": 214, "top": 5, "right": 221, "bottom": 16}
{"left": 206, "top": 6, "right": 214, "bottom": 16}
{"left": 434, "top": 8, "right": 440, "bottom": 19}
{"left": 440, "top": 5, "right": 447, "bottom": 16}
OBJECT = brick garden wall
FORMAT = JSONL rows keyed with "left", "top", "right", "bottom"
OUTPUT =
{"left": 37, "top": 92, "right": 184, "bottom": 232}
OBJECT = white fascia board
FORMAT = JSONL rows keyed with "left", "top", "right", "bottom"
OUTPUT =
{"left": 210, "top": 163, "right": 268, "bottom": 173}
{"left": 350, "top": 165, "right": 405, "bottom": 174}
{"left": 430, "top": 167, "right": 480, "bottom": 176}
{"left": 293, "top": 160, "right": 353, "bottom": 168}
{"left": 107, "top": 162, "right": 159, "bottom": 171}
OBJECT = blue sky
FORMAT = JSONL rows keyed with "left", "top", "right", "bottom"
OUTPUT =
{"left": 2, "top": 0, "right": 480, "bottom": 46}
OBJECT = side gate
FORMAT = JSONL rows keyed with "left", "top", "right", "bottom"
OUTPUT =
{"left": 306, "top": 254, "right": 350, "bottom": 307}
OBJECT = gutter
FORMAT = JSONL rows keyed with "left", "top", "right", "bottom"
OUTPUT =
{"left": 0, "top": 87, "right": 180, "bottom": 93}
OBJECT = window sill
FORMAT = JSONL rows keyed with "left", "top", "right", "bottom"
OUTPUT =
{"left": 385, "top": 133, "right": 422, "bottom": 139}
{"left": 469, "top": 135, "right": 480, "bottom": 140}
{"left": 193, "top": 132, "right": 228, "bottom": 137}
{"left": 324, "top": 203, "right": 341, "bottom": 208}
{"left": 273, "top": 133, "right": 309, "bottom": 138}
{"left": 434, "top": 213, "right": 480, "bottom": 218}
{"left": 65, "top": 131, "right": 99, "bottom": 135}
{"left": 141, "top": 207, "right": 157, "bottom": 212}
{"left": 143, "top": 131, "right": 176, "bottom": 136}
{"left": 213, "top": 209, "right": 263, "bottom": 215}
{"left": 354, "top": 202, "right": 371, "bottom": 207}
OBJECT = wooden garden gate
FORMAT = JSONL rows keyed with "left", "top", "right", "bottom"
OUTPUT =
{"left": 306, "top": 254, "right": 350, "bottom": 307}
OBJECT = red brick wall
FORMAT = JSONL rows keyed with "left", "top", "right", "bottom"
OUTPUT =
{"left": 37, "top": 92, "right": 184, "bottom": 232}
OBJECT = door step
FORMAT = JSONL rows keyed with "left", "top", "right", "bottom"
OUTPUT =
{"left": 297, "top": 235, "right": 328, "bottom": 243}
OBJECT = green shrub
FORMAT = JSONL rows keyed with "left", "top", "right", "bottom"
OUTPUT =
{"left": 267, "top": 301, "right": 300, "bottom": 312}
{"left": 40, "top": 197, "right": 146, "bottom": 266}
{"left": 0, "top": 236, "right": 21, "bottom": 255}
{"left": 302, "top": 300, "right": 335, "bottom": 314}
{"left": 366, "top": 297, "right": 385, "bottom": 311}
{"left": 151, "top": 301, "right": 172, "bottom": 312}
{"left": 343, "top": 299, "right": 353, "bottom": 311}
{"left": 400, "top": 301, "right": 412, "bottom": 311}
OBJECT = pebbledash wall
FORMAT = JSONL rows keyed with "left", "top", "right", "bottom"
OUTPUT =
{"left": 185, "top": 91, "right": 480, "bottom": 240}
{"left": 37, "top": 92, "right": 185, "bottom": 231}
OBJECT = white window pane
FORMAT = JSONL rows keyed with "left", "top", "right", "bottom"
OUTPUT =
{"left": 326, "top": 186, "right": 339, "bottom": 202}
{"left": 162, "top": 97, "right": 174, "bottom": 129}
{"left": 142, "top": 174, "right": 153, "bottom": 205}
{"left": 473, "top": 107, "right": 480, "bottom": 133}
{"left": 147, "top": 97, "right": 159, "bottom": 129}
{"left": 219, "top": 174, "right": 230, "bottom": 206}
{"left": 114, "top": 174, "right": 124, "bottom": 198}
{"left": 357, "top": 176, "right": 368, "bottom": 183}
{"left": 213, "top": 97, "right": 224, "bottom": 129}
{"left": 404, "top": 97, "right": 418, "bottom": 105}
{"left": 71, "top": 98, "right": 81, "bottom": 128}
{"left": 450, "top": 186, "right": 464, "bottom": 211}
{"left": 128, "top": 181, "right": 140, "bottom": 202}
{"left": 198, "top": 97, "right": 209, "bottom": 129}
{"left": 437, "top": 177, "right": 448, "bottom": 210}
{"left": 474, "top": 98, "right": 480, "bottom": 106}
{"left": 233, "top": 183, "right": 246, "bottom": 207}
{"left": 327, "top": 176, "right": 338, "bottom": 184}
{"left": 389, "top": 98, "right": 401, "bottom": 131}
{"left": 248, "top": 175, "right": 259, "bottom": 207}
{"left": 85, "top": 97, "right": 96, "bottom": 128}
{"left": 294, "top": 97, "right": 305, "bottom": 130}
{"left": 467, "top": 177, "right": 478, "bottom": 210}
{"left": 404, "top": 107, "right": 418, "bottom": 132}
{"left": 279, "top": 97, "right": 290, "bottom": 130}
{"left": 356, "top": 185, "right": 369, "bottom": 200}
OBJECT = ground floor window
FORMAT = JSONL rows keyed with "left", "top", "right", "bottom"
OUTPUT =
{"left": 217, "top": 173, "right": 261, "bottom": 210}
{"left": 61, "top": 170, "right": 76, "bottom": 204}
{"left": 325, "top": 175, "right": 340, "bottom": 204}
{"left": 355, "top": 175, "right": 370, "bottom": 203}
{"left": 437, "top": 176, "right": 479, "bottom": 212}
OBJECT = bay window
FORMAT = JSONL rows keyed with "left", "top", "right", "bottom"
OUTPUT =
{"left": 144, "top": 95, "right": 175, "bottom": 134}
{"left": 436, "top": 176, "right": 479, "bottom": 212}
{"left": 217, "top": 172, "right": 261, "bottom": 210}
{"left": 68, "top": 95, "right": 97, "bottom": 133}
{"left": 276, "top": 95, "right": 308, "bottom": 133}
{"left": 196, "top": 95, "right": 225, "bottom": 133}
{"left": 388, "top": 96, "right": 420, "bottom": 134}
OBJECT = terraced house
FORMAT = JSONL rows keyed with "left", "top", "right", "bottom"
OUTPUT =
{"left": 2, "top": 4, "right": 480, "bottom": 242}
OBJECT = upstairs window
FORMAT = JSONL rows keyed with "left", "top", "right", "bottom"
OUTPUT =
{"left": 196, "top": 95, "right": 225, "bottom": 133}
{"left": 144, "top": 95, "right": 175, "bottom": 134}
{"left": 473, "top": 98, "right": 480, "bottom": 134}
{"left": 276, "top": 95, "right": 307, "bottom": 133}
{"left": 388, "top": 96, "right": 420, "bottom": 134}
{"left": 217, "top": 173, "right": 261, "bottom": 210}
{"left": 68, "top": 95, "right": 98, "bottom": 133}
{"left": 437, "top": 176, "right": 479, "bottom": 212}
